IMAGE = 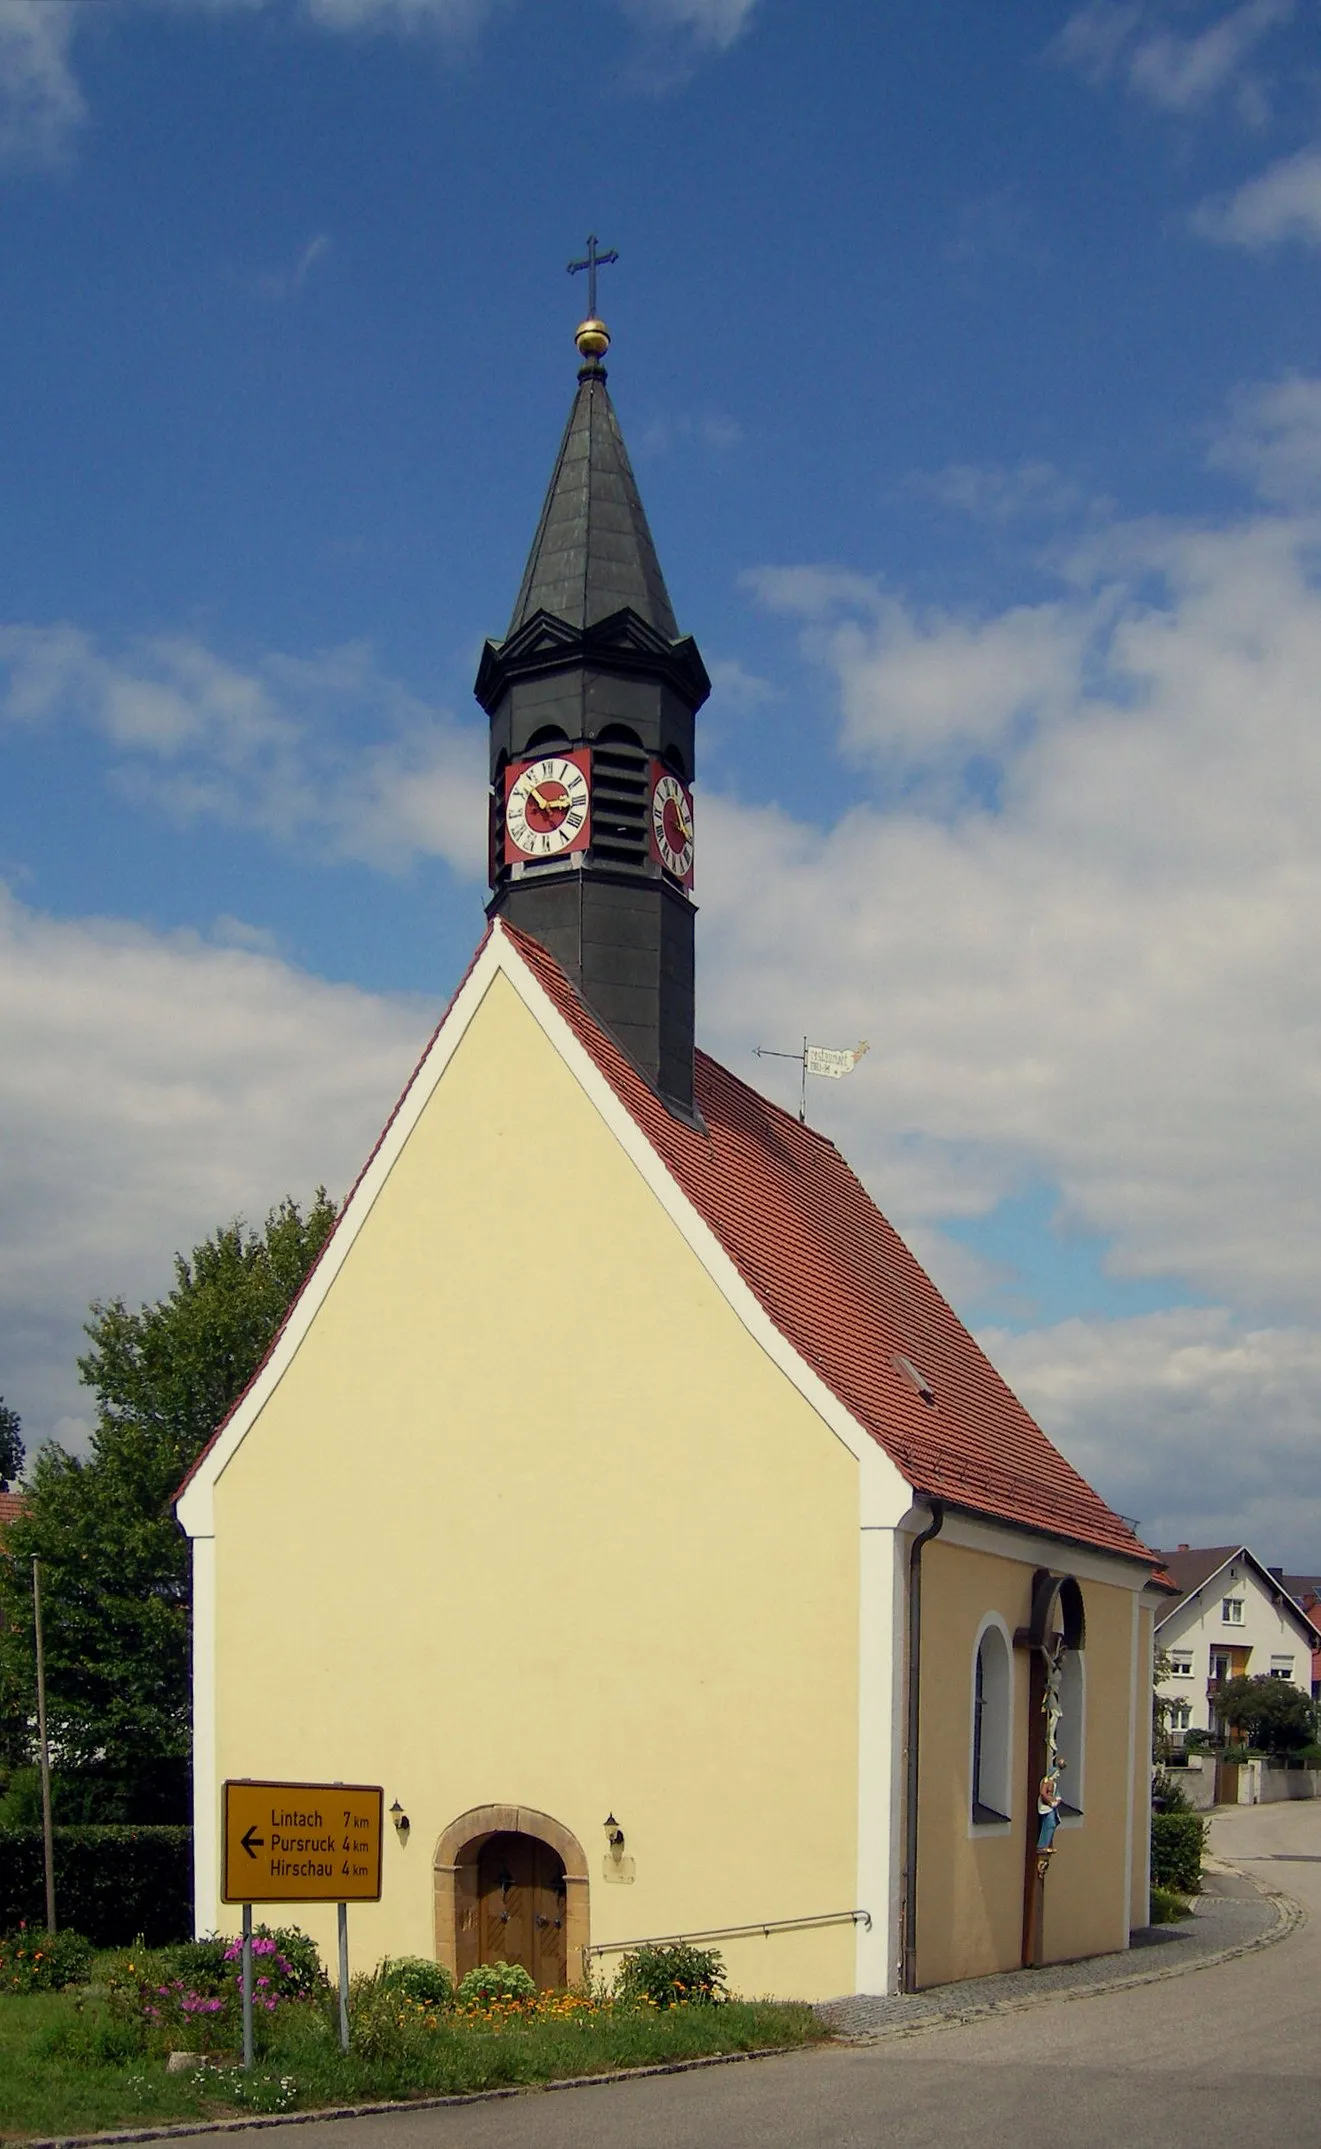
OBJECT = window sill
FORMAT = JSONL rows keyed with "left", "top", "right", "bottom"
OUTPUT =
{"left": 970, "top": 1803, "right": 1012, "bottom": 1833}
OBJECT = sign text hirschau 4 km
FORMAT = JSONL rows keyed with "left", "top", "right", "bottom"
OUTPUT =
{"left": 222, "top": 1781, "right": 384, "bottom": 1903}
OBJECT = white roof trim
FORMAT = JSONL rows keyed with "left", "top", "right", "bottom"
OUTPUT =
{"left": 178, "top": 924, "right": 912, "bottom": 1539}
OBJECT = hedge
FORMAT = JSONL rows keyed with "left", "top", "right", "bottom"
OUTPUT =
{"left": 0, "top": 1827, "right": 192, "bottom": 1946}
{"left": 1150, "top": 1809, "right": 1206, "bottom": 1895}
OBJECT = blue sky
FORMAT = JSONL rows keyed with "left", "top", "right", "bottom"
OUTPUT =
{"left": 2, "top": 0, "right": 1320, "bottom": 1558}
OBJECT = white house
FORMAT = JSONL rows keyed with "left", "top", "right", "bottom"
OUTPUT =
{"left": 1154, "top": 1546, "right": 1320, "bottom": 1744}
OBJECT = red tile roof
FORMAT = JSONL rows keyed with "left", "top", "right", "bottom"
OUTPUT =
{"left": 505, "top": 924, "right": 1154, "bottom": 1569}
{"left": 179, "top": 921, "right": 1156, "bottom": 1570}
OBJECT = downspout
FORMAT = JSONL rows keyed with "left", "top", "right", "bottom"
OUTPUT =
{"left": 901, "top": 1499, "right": 945, "bottom": 1994}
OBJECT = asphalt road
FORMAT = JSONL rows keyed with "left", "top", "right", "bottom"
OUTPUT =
{"left": 185, "top": 1802, "right": 1321, "bottom": 2149}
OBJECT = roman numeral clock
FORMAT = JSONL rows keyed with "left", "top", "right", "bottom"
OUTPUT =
{"left": 503, "top": 753, "right": 592, "bottom": 863}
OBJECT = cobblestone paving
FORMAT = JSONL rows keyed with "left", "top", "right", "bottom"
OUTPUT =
{"left": 815, "top": 1884, "right": 1287, "bottom": 2041}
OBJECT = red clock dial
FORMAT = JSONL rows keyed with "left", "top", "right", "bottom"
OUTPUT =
{"left": 649, "top": 764, "right": 695, "bottom": 886}
{"left": 504, "top": 752, "right": 591, "bottom": 864}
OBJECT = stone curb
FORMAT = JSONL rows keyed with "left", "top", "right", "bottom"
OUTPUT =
{"left": 829, "top": 1868, "right": 1305, "bottom": 2046}
{"left": 7, "top": 2042, "right": 803, "bottom": 2149}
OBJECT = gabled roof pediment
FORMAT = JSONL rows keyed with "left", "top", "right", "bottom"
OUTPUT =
{"left": 177, "top": 923, "right": 1155, "bottom": 1577}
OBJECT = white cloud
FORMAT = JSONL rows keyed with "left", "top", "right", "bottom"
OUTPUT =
{"left": 1210, "top": 374, "right": 1321, "bottom": 502}
{"left": 0, "top": 626, "right": 489, "bottom": 879}
{"left": 699, "top": 470, "right": 1321, "bottom": 1551}
{"left": 616, "top": 0, "right": 758, "bottom": 52}
{"left": 705, "top": 656, "right": 776, "bottom": 709}
{"left": 254, "top": 231, "right": 333, "bottom": 302}
{"left": 0, "top": 0, "right": 749, "bottom": 164}
{"left": 0, "top": 2, "right": 83, "bottom": 165}
{"left": 0, "top": 884, "right": 427, "bottom": 1455}
{"left": 706, "top": 493, "right": 1321, "bottom": 1327}
{"left": 917, "top": 461, "right": 1085, "bottom": 526}
{"left": 833, "top": 598, "right": 1090, "bottom": 764}
{"left": 1193, "top": 143, "right": 1321, "bottom": 247}
{"left": 1054, "top": 0, "right": 1293, "bottom": 116}
{"left": 298, "top": 0, "right": 492, "bottom": 32}
{"left": 983, "top": 1312, "right": 1321, "bottom": 1564}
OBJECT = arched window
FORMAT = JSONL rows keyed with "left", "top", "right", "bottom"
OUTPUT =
{"left": 524, "top": 724, "right": 571, "bottom": 752}
{"left": 971, "top": 1616, "right": 1013, "bottom": 1828}
{"left": 1056, "top": 1648, "right": 1085, "bottom": 1819}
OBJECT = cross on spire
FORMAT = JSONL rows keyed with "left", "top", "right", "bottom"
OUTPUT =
{"left": 567, "top": 234, "right": 618, "bottom": 321}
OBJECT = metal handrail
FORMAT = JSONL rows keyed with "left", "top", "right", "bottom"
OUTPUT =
{"left": 584, "top": 1909, "right": 871, "bottom": 1959}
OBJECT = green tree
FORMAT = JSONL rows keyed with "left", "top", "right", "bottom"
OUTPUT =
{"left": 0, "top": 1399, "right": 23, "bottom": 1489}
{"left": 0, "top": 1193, "right": 335, "bottom": 1814}
{"left": 1216, "top": 1673, "right": 1316, "bottom": 1754}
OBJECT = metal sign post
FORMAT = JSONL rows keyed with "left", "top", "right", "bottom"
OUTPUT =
{"left": 240, "top": 1902, "right": 254, "bottom": 2072}
{"left": 337, "top": 1902, "right": 350, "bottom": 2054}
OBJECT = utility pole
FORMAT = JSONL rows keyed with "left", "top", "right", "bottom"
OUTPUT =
{"left": 32, "top": 1556, "right": 56, "bottom": 1932}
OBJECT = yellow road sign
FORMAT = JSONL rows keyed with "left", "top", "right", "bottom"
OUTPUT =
{"left": 222, "top": 1780, "right": 383, "bottom": 1904}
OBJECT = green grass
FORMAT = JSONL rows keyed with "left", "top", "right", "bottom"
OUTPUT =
{"left": 1148, "top": 1884, "right": 1195, "bottom": 1925}
{"left": 0, "top": 1986, "right": 826, "bottom": 2141}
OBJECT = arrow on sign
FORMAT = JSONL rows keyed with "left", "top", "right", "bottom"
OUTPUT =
{"left": 241, "top": 1825, "right": 265, "bottom": 1859}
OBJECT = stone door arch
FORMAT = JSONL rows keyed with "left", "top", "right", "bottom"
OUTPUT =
{"left": 434, "top": 1805, "right": 589, "bottom": 1988}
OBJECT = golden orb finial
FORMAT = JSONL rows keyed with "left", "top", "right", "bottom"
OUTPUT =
{"left": 575, "top": 316, "right": 611, "bottom": 361}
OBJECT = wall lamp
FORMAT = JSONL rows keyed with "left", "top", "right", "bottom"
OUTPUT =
{"left": 390, "top": 1799, "right": 410, "bottom": 1838}
{"left": 603, "top": 1813, "right": 625, "bottom": 1851}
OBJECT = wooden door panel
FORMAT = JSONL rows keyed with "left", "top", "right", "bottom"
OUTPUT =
{"left": 474, "top": 1832, "right": 567, "bottom": 1989}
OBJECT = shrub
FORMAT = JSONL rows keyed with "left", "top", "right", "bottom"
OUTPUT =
{"left": 0, "top": 1923, "right": 94, "bottom": 1992}
{"left": 1151, "top": 1768, "right": 1192, "bottom": 1812}
{"left": 456, "top": 1960, "right": 538, "bottom": 2006}
{"left": 162, "top": 1936, "right": 231, "bottom": 1995}
{"left": 221, "top": 1926, "right": 325, "bottom": 2002}
{"left": 615, "top": 1942, "right": 728, "bottom": 2009}
{"left": 347, "top": 1974, "right": 440, "bottom": 2062}
{"left": 1149, "top": 1884, "right": 1193, "bottom": 1925}
{"left": 1151, "top": 1809, "right": 1206, "bottom": 1894}
{"left": 0, "top": 1827, "right": 191, "bottom": 1945}
{"left": 380, "top": 1956, "right": 455, "bottom": 2008}
{"left": 1216, "top": 1674, "right": 1316, "bottom": 1754}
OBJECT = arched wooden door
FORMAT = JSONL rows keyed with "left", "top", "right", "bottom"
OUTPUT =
{"left": 475, "top": 1831, "right": 567, "bottom": 1989}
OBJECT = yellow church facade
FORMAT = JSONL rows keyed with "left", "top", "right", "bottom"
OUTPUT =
{"left": 178, "top": 927, "right": 1160, "bottom": 2000}
{"left": 177, "top": 305, "right": 1163, "bottom": 1999}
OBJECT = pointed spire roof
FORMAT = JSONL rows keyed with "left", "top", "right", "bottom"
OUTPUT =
{"left": 507, "top": 360, "right": 680, "bottom": 642}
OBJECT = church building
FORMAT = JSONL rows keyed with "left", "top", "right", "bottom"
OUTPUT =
{"left": 176, "top": 294, "right": 1166, "bottom": 1999}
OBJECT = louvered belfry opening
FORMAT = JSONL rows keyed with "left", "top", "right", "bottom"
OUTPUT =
{"left": 476, "top": 341, "right": 710, "bottom": 1117}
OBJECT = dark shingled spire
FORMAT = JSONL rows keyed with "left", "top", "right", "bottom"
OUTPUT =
{"left": 479, "top": 300, "right": 708, "bottom": 1119}
{"left": 507, "top": 363, "right": 680, "bottom": 641}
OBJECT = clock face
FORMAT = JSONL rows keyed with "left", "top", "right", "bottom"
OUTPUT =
{"left": 504, "top": 753, "right": 591, "bottom": 863}
{"left": 649, "top": 766, "right": 695, "bottom": 885}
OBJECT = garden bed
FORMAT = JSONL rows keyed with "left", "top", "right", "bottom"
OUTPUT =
{"left": 0, "top": 1935, "right": 825, "bottom": 2141}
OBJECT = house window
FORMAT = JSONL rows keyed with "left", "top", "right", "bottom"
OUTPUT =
{"left": 1270, "top": 1656, "right": 1294, "bottom": 1680}
{"left": 1210, "top": 1652, "right": 1231, "bottom": 1684}
{"left": 1222, "top": 1599, "right": 1244, "bottom": 1625}
{"left": 1168, "top": 1652, "right": 1193, "bottom": 1678}
{"left": 971, "top": 1617, "right": 1012, "bottom": 1827}
{"left": 1169, "top": 1701, "right": 1192, "bottom": 1732}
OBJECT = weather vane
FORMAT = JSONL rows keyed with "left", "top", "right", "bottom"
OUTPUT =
{"left": 754, "top": 1037, "right": 870, "bottom": 1124}
{"left": 567, "top": 234, "right": 618, "bottom": 322}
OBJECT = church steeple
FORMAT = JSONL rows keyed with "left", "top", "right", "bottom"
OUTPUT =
{"left": 477, "top": 269, "right": 710, "bottom": 1117}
